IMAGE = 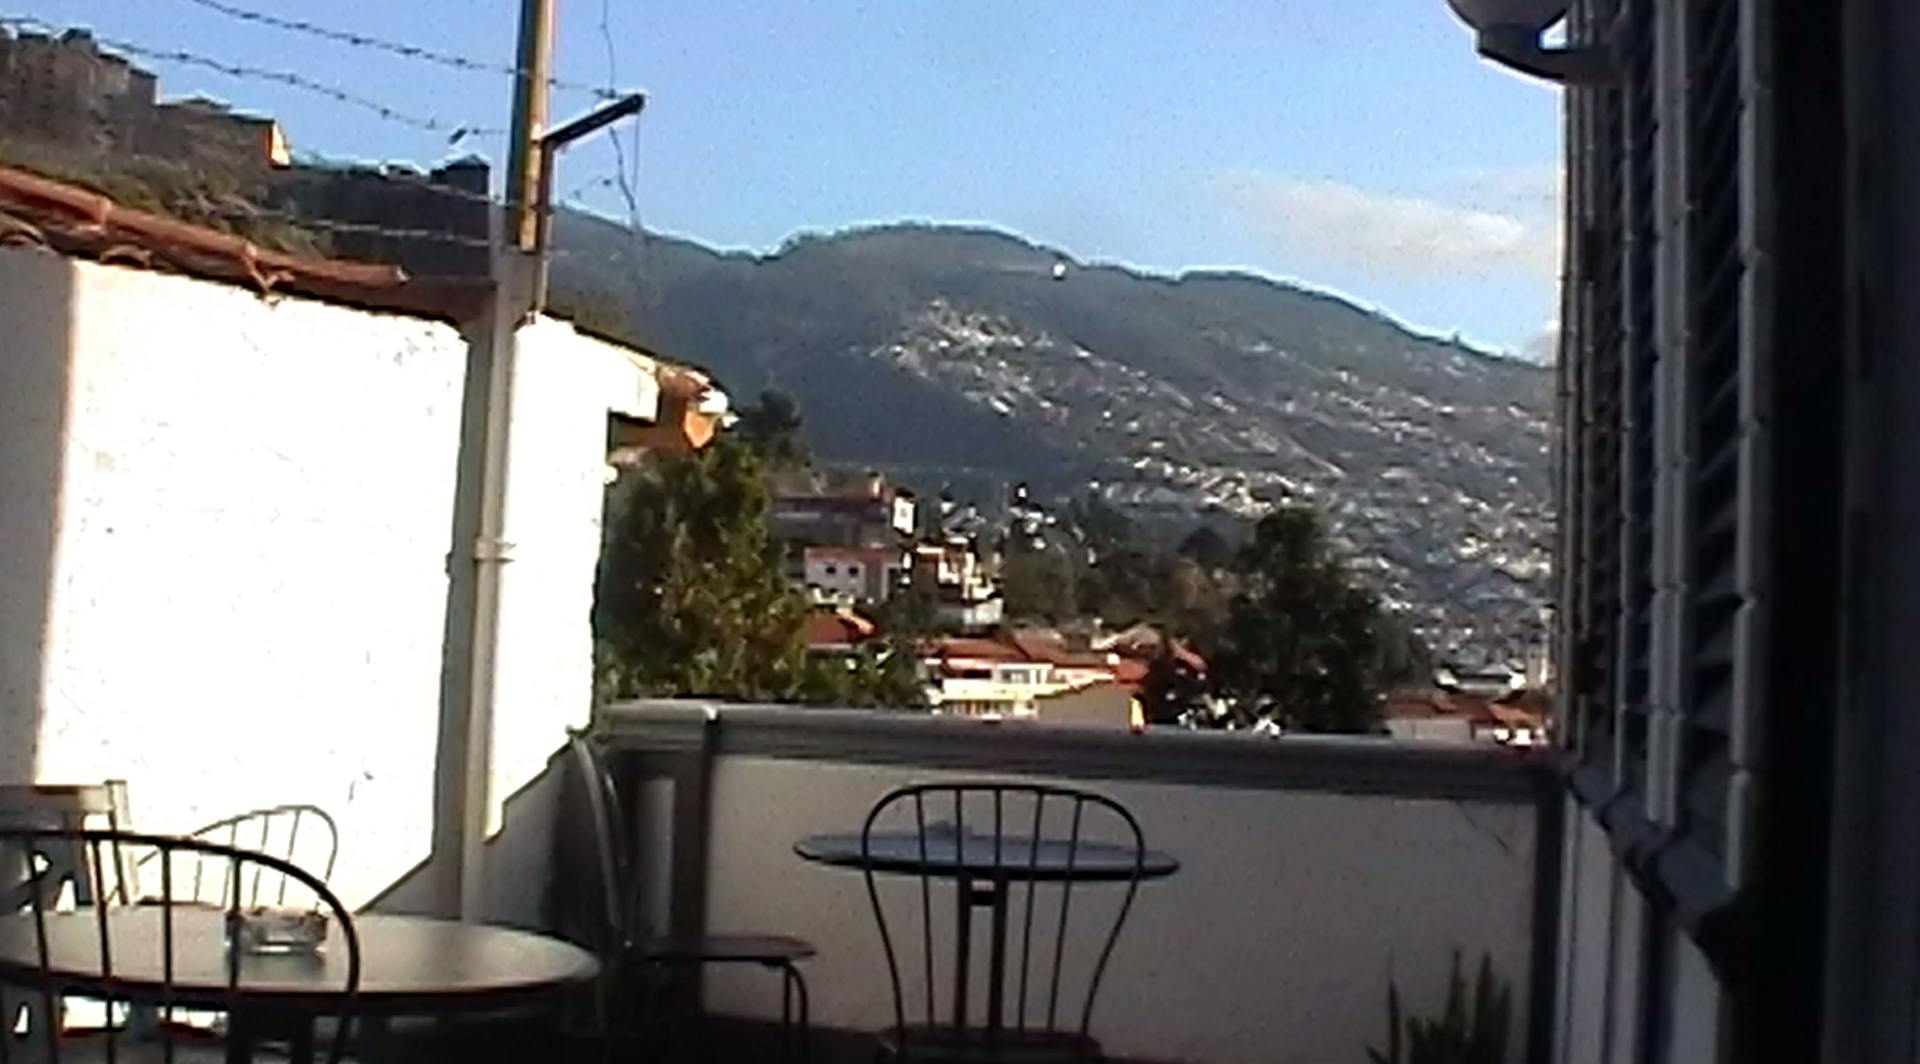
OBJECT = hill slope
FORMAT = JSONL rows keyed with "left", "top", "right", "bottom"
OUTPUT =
{"left": 552, "top": 214, "right": 1553, "bottom": 660}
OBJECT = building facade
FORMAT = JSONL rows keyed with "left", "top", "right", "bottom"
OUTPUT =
{"left": 0, "top": 28, "right": 286, "bottom": 170}
{"left": 1548, "top": 0, "right": 1920, "bottom": 1060}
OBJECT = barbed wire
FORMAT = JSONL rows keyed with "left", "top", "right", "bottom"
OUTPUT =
{"left": 169, "top": 0, "right": 622, "bottom": 100}
{"left": 0, "top": 14, "right": 505, "bottom": 143}
{"left": 269, "top": 213, "right": 495, "bottom": 250}
{"left": 561, "top": 174, "right": 619, "bottom": 203}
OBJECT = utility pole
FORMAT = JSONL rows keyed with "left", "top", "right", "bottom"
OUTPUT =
{"left": 432, "top": 0, "right": 645, "bottom": 922}
{"left": 432, "top": 0, "right": 553, "bottom": 924}
{"left": 505, "top": 0, "right": 555, "bottom": 255}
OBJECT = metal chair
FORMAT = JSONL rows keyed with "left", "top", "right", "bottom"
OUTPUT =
{"left": 860, "top": 783, "right": 1147, "bottom": 1063}
{"left": 0, "top": 827, "right": 361, "bottom": 1064}
{"left": 129, "top": 805, "right": 340, "bottom": 909}
{"left": 556, "top": 733, "right": 814, "bottom": 1062}
{"left": 0, "top": 784, "right": 133, "bottom": 909}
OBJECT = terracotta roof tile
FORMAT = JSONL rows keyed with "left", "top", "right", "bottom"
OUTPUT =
{"left": 0, "top": 164, "right": 490, "bottom": 322}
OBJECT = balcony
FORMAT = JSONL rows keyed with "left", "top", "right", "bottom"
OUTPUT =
{"left": 583, "top": 702, "right": 1556, "bottom": 1064}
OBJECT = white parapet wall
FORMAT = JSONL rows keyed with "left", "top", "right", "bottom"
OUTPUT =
{"left": 602, "top": 704, "right": 1545, "bottom": 1064}
{"left": 0, "top": 246, "right": 655, "bottom": 915}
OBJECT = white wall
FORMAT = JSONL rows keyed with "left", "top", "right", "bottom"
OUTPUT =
{"left": 696, "top": 755, "right": 1538, "bottom": 1064}
{"left": 1552, "top": 799, "right": 1727, "bottom": 1064}
{"left": 1554, "top": 803, "right": 1620, "bottom": 1064}
{"left": 1, "top": 250, "right": 651, "bottom": 912}
{"left": 0, "top": 249, "right": 73, "bottom": 784}
{"left": 486, "top": 318, "right": 656, "bottom": 840}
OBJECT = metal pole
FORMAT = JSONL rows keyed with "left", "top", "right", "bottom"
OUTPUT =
{"left": 430, "top": 0, "right": 550, "bottom": 921}
{"left": 505, "top": 0, "right": 554, "bottom": 254}
{"left": 531, "top": 93, "right": 647, "bottom": 313}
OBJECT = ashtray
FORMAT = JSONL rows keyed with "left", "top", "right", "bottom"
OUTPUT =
{"left": 226, "top": 907, "right": 328, "bottom": 956}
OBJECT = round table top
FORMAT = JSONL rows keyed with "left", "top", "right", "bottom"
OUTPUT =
{"left": 0, "top": 909, "right": 600, "bottom": 1014}
{"left": 795, "top": 828, "right": 1179, "bottom": 883}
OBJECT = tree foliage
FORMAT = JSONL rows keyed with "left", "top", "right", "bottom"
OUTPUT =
{"left": 1139, "top": 645, "right": 1211, "bottom": 726}
{"left": 1001, "top": 545, "right": 1079, "bottom": 622}
{"left": 1211, "top": 505, "right": 1385, "bottom": 733}
{"left": 734, "top": 389, "right": 811, "bottom": 470}
{"left": 594, "top": 439, "right": 809, "bottom": 702}
{"left": 593, "top": 414, "right": 924, "bottom": 708}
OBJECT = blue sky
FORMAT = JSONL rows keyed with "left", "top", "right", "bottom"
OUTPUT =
{"left": 23, "top": 1, "right": 1563, "bottom": 355}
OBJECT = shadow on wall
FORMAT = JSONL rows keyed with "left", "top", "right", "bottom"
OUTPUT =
{"left": 0, "top": 249, "right": 75, "bottom": 785}
{"left": 364, "top": 745, "right": 568, "bottom": 929}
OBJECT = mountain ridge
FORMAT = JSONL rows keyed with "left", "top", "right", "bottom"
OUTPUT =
{"left": 552, "top": 210, "right": 1553, "bottom": 660}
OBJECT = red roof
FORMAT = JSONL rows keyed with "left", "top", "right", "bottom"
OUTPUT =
{"left": 803, "top": 609, "right": 878, "bottom": 648}
{"left": 1382, "top": 690, "right": 1502, "bottom": 724}
{"left": 925, "top": 636, "right": 1028, "bottom": 662}
{"left": 0, "top": 164, "right": 490, "bottom": 322}
{"left": 1005, "top": 630, "right": 1101, "bottom": 667}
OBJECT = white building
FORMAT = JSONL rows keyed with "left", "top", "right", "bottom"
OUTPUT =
{"left": 0, "top": 164, "right": 722, "bottom": 919}
{"left": 800, "top": 546, "right": 910, "bottom": 606}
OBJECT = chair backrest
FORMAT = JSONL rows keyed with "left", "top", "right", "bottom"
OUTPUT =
{"left": 0, "top": 826, "right": 361, "bottom": 1064}
{"left": 860, "top": 781, "right": 1147, "bottom": 1046}
{"left": 131, "top": 805, "right": 340, "bottom": 909}
{"left": 554, "top": 733, "right": 634, "bottom": 956}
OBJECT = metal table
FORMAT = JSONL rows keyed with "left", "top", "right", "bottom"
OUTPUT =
{"left": 796, "top": 826, "right": 1178, "bottom": 1032}
{"left": 0, "top": 909, "right": 600, "bottom": 1062}
{"left": 796, "top": 830, "right": 1179, "bottom": 882}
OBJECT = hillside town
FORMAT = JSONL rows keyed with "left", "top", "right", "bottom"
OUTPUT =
{"left": 768, "top": 468, "right": 1545, "bottom": 743}
{"left": 0, "top": 21, "right": 1548, "bottom": 747}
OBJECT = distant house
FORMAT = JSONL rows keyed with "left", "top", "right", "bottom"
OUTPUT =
{"left": 911, "top": 540, "right": 1004, "bottom": 630}
{"left": 801, "top": 546, "right": 909, "bottom": 606}
{"left": 0, "top": 28, "right": 286, "bottom": 170}
{"left": 1381, "top": 688, "right": 1545, "bottom": 747}
{"left": 1033, "top": 681, "right": 1142, "bottom": 731}
{"left": 921, "top": 628, "right": 1132, "bottom": 721}
{"left": 771, "top": 473, "right": 916, "bottom": 549}
{"left": 1433, "top": 663, "right": 1527, "bottom": 700}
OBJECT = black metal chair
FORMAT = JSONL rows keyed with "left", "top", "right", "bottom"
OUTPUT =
{"left": 556, "top": 732, "right": 814, "bottom": 1062}
{"left": 860, "top": 783, "right": 1147, "bottom": 1063}
{"left": 0, "top": 827, "right": 360, "bottom": 1064}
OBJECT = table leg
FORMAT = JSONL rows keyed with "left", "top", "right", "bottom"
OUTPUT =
{"left": 986, "top": 879, "right": 1008, "bottom": 1035}
{"left": 286, "top": 1018, "right": 315, "bottom": 1064}
{"left": 952, "top": 876, "right": 971, "bottom": 1030}
{"left": 225, "top": 1010, "right": 254, "bottom": 1064}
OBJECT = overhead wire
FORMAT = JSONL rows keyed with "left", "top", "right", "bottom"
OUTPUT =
{"left": 596, "top": 0, "right": 650, "bottom": 296}
{"left": 0, "top": 14, "right": 505, "bottom": 143}
{"left": 0, "top": 11, "right": 651, "bottom": 264}
{"left": 561, "top": 175, "right": 620, "bottom": 204}
{"left": 167, "top": 0, "right": 623, "bottom": 100}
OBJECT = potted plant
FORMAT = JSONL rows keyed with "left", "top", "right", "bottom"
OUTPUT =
{"left": 1366, "top": 951, "right": 1512, "bottom": 1064}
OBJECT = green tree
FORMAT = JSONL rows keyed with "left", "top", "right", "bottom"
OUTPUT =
{"left": 1002, "top": 546, "right": 1079, "bottom": 622}
{"left": 594, "top": 438, "right": 809, "bottom": 702}
{"left": 1177, "top": 524, "right": 1236, "bottom": 571}
{"left": 1373, "top": 612, "right": 1436, "bottom": 690}
{"left": 734, "top": 389, "right": 811, "bottom": 470}
{"left": 1211, "top": 505, "right": 1384, "bottom": 733}
{"left": 594, "top": 418, "right": 926, "bottom": 709}
{"left": 1139, "top": 644, "right": 1211, "bottom": 726}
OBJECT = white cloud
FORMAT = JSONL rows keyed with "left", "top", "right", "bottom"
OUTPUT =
{"left": 1449, "top": 162, "right": 1565, "bottom": 213}
{"left": 1212, "top": 169, "right": 1561, "bottom": 280}
{"left": 1522, "top": 316, "right": 1561, "bottom": 364}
